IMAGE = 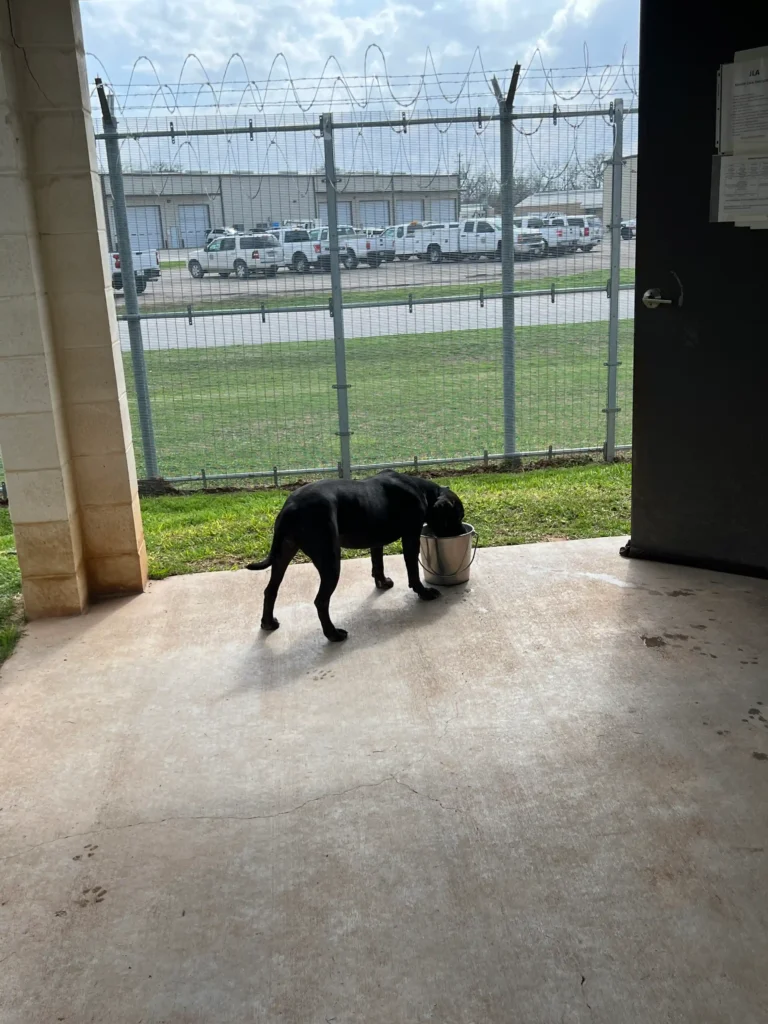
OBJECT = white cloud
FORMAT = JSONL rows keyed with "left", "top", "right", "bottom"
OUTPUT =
{"left": 521, "top": 0, "right": 605, "bottom": 62}
{"left": 80, "top": 0, "right": 634, "bottom": 104}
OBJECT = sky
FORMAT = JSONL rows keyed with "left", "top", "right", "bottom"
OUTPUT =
{"left": 80, "top": 0, "right": 640, "bottom": 114}
{"left": 81, "top": 0, "right": 640, "bottom": 181}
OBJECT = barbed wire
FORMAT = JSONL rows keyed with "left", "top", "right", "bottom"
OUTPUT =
{"left": 87, "top": 44, "right": 638, "bottom": 129}
{"left": 91, "top": 45, "right": 638, "bottom": 196}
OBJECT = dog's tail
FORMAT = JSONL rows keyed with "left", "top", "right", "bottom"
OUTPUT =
{"left": 246, "top": 510, "right": 287, "bottom": 570}
{"left": 245, "top": 555, "right": 271, "bottom": 571}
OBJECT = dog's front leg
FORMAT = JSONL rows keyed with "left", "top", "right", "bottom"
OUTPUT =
{"left": 402, "top": 533, "right": 439, "bottom": 601}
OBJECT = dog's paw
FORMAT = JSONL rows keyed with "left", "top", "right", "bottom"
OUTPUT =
{"left": 418, "top": 587, "right": 440, "bottom": 601}
{"left": 374, "top": 576, "right": 394, "bottom": 590}
{"left": 261, "top": 617, "right": 280, "bottom": 631}
{"left": 325, "top": 628, "right": 348, "bottom": 643}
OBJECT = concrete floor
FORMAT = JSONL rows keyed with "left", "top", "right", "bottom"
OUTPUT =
{"left": 1, "top": 537, "right": 767, "bottom": 1023}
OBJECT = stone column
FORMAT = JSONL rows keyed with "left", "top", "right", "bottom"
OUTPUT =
{"left": 0, "top": 0, "right": 146, "bottom": 618}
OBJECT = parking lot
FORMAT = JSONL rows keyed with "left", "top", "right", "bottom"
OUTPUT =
{"left": 118, "top": 240, "right": 635, "bottom": 312}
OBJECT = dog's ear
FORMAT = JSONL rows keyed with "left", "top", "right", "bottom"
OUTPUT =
{"left": 447, "top": 490, "right": 465, "bottom": 523}
{"left": 428, "top": 490, "right": 464, "bottom": 537}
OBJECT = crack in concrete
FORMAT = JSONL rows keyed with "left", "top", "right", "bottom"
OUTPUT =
{"left": 438, "top": 699, "right": 460, "bottom": 739}
{"left": 0, "top": 753, "right": 469, "bottom": 863}
{"left": 391, "top": 776, "right": 461, "bottom": 814}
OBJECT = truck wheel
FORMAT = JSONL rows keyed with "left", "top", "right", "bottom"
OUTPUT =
{"left": 428, "top": 245, "right": 442, "bottom": 264}
{"left": 293, "top": 252, "right": 309, "bottom": 273}
{"left": 188, "top": 260, "right": 205, "bottom": 278}
{"left": 135, "top": 275, "right": 147, "bottom": 295}
{"left": 234, "top": 260, "right": 250, "bottom": 279}
{"left": 342, "top": 249, "right": 358, "bottom": 270}
{"left": 621, "top": 227, "right": 631, "bottom": 240}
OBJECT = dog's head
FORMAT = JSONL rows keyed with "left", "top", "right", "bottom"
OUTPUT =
{"left": 427, "top": 487, "right": 465, "bottom": 538}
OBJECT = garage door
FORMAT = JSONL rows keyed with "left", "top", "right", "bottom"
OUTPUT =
{"left": 358, "top": 201, "right": 390, "bottom": 228}
{"left": 395, "top": 200, "right": 424, "bottom": 223}
{"left": 429, "top": 199, "right": 456, "bottom": 222}
{"left": 319, "top": 201, "right": 352, "bottom": 226}
{"left": 178, "top": 205, "right": 211, "bottom": 248}
{"left": 126, "top": 206, "right": 163, "bottom": 250}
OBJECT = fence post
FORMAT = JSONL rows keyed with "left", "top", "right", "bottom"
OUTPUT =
{"left": 321, "top": 112, "right": 352, "bottom": 480}
{"left": 604, "top": 97, "right": 624, "bottom": 463}
{"left": 494, "top": 68, "right": 520, "bottom": 461}
{"left": 95, "top": 79, "right": 159, "bottom": 480}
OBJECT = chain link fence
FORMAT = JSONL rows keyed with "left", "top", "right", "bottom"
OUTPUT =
{"left": 0, "top": 70, "right": 638, "bottom": 495}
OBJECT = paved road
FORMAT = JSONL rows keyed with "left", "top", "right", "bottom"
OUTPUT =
{"left": 118, "top": 240, "right": 636, "bottom": 309}
{"left": 119, "top": 288, "right": 634, "bottom": 352}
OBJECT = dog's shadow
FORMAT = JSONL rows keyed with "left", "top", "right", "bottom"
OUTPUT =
{"left": 230, "top": 582, "right": 463, "bottom": 694}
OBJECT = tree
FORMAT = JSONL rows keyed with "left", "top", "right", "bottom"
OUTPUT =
{"left": 458, "top": 163, "right": 499, "bottom": 208}
{"left": 579, "top": 152, "right": 609, "bottom": 189}
{"left": 149, "top": 160, "right": 181, "bottom": 172}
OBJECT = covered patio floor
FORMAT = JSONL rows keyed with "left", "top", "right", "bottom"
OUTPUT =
{"left": 1, "top": 538, "right": 767, "bottom": 1021}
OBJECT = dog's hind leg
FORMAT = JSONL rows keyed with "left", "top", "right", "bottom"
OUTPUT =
{"left": 370, "top": 546, "right": 394, "bottom": 590}
{"left": 301, "top": 539, "right": 347, "bottom": 642}
{"left": 261, "top": 538, "right": 298, "bottom": 631}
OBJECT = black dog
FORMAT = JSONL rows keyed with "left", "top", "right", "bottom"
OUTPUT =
{"left": 246, "top": 470, "right": 464, "bottom": 642}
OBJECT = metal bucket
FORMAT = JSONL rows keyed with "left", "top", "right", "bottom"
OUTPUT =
{"left": 419, "top": 523, "right": 477, "bottom": 586}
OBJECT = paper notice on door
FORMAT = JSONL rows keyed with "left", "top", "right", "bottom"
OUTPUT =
{"left": 731, "top": 59, "right": 768, "bottom": 152}
{"left": 718, "top": 154, "right": 768, "bottom": 223}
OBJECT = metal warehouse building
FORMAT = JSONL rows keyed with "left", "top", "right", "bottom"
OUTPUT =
{"left": 101, "top": 171, "right": 460, "bottom": 250}
{"left": 514, "top": 155, "right": 638, "bottom": 224}
{"left": 514, "top": 188, "right": 606, "bottom": 220}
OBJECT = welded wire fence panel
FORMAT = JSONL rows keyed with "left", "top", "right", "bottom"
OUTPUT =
{"left": 91, "top": 65, "right": 638, "bottom": 484}
{"left": 334, "top": 106, "right": 630, "bottom": 464}
{"left": 103, "top": 114, "right": 346, "bottom": 479}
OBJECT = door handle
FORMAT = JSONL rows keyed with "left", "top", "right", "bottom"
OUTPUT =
{"left": 642, "top": 287, "right": 676, "bottom": 309}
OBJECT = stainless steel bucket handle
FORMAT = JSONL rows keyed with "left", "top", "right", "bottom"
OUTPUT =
{"left": 418, "top": 527, "right": 478, "bottom": 578}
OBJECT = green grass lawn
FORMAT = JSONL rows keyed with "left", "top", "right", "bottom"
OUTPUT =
{"left": 126, "top": 319, "right": 634, "bottom": 480}
{"left": 0, "top": 506, "right": 22, "bottom": 665}
{"left": 0, "top": 462, "right": 631, "bottom": 667}
{"left": 140, "top": 462, "right": 632, "bottom": 577}
{"left": 159, "top": 259, "right": 188, "bottom": 270}
{"left": 138, "top": 266, "right": 635, "bottom": 316}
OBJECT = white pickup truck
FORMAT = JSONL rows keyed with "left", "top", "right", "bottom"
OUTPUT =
{"left": 513, "top": 214, "right": 581, "bottom": 255}
{"left": 308, "top": 225, "right": 383, "bottom": 270}
{"left": 110, "top": 249, "right": 160, "bottom": 294}
{"left": 380, "top": 218, "right": 545, "bottom": 263}
{"left": 267, "top": 227, "right": 318, "bottom": 273}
